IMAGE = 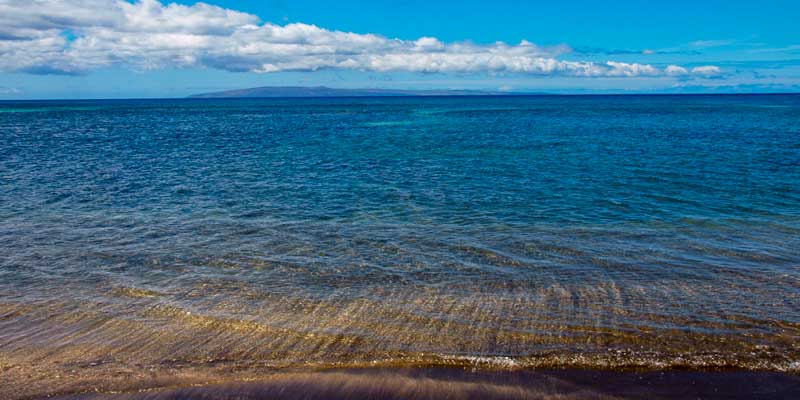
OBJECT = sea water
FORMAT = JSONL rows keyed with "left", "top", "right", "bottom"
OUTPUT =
{"left": 1, "top": 95, "right": 799, "bottom": 396}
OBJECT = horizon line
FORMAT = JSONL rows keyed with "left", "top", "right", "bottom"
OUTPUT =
{"left": 2, "top": 92, "right": 799, "bottom": 102}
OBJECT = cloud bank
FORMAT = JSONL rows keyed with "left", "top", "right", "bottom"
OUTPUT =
{"left": 0, "top": 0, "right": 720, "bottom": 78}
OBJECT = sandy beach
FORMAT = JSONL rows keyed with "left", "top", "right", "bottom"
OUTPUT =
{"left": 43, "top": 367, "right": 800, "bottom": 400}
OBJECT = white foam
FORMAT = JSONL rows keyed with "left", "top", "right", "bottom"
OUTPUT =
{"left": 444, "top": 355, "right": 520, "bottom": 368}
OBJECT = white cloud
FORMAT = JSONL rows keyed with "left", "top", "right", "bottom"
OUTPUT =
{"left": 0, "top": 0, "right": 718, "bottom": 78}
{"left": 691, "top": 66, "right": 723, "bottom": 77}
{"left": 665, "top": 65, "right": 688, "bottom": 76}
{"left": 689, "top": 39, "right": 735, "bottom": 49}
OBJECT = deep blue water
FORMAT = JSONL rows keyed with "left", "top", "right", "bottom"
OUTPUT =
{"left": 1, "top": 95, "right": 799, "bottom": 382}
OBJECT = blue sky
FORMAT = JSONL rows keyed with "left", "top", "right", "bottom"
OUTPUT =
{"left": 1, "top": 0, "right": 798, "bottom": 99}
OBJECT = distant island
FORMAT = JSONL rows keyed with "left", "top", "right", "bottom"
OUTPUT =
{"left": 188, "top": 86, "right": 524, "bottom": 98}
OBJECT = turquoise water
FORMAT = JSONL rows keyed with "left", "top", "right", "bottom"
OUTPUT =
{"left": 1, "top": 95, "right": 799, "bottom": 396}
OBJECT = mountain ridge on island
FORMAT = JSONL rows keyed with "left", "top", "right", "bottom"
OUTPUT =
{"left": 187, "top": 86, "right": 534, "bottom": 98}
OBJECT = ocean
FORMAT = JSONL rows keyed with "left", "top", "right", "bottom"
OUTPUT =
{"left": 1, "top": 95, "right": 799, "bottom": 398}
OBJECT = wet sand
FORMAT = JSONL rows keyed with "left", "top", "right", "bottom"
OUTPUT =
{"left": 46, "top": 367, "right": 800, "bottom": 400}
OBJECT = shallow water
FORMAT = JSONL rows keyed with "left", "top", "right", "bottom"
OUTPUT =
{"left": 1, "top": 95, "right": 799, "bottom": 398}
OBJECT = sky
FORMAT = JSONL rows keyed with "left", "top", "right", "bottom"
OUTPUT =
{"left": 1, "top": 0, "right": 799, "bottom": 99}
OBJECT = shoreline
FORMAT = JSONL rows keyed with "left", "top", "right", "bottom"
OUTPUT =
{"left": 46, "top": 366, "right": 800, "bottom": 400}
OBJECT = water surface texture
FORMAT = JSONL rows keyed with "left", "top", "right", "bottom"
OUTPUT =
{"left": 1, "top": 95, "right": 799, "bottom": 397}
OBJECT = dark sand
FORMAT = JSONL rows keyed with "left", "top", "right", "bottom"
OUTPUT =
{"left": 48, "top": 367, "right": 800, "bottom": 400}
